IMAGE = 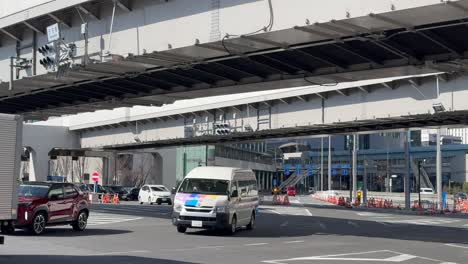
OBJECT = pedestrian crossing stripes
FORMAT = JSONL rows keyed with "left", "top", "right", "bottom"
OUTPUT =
{"left": 261, "top": 206, "right": 312, "bottom": 216}
{"left": 382, "top": 219, "right": 460, "bottom": 226}
{"left": 355, "top": 212, "right": 461, "bottom": 226}
{"left": 87, "top": 213, "right": 142, "bottom": 226}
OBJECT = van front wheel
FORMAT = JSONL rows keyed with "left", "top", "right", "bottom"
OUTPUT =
{"left": 247, "top": 212, "right": 255, "bottom": 230}
{"left": 227, "top": 215, "right": 237, "bottom": 235}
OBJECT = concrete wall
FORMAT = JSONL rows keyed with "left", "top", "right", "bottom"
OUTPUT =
{"left": 22, "top": 124, "right": 80, "bottom": 181}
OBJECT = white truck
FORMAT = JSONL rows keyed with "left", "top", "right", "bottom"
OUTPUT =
{"left": 0, "top": 114, "right": 22, "bottom": 244}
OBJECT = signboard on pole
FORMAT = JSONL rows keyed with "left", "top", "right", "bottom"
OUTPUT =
{"left": 283, "top": 164, "right": 291, "bottom": 175}
{"left": 91, "top": 171, "right": 99, "bottom": 182}
{"left": 46, "top": 23, "right": 60, "bottom": 42}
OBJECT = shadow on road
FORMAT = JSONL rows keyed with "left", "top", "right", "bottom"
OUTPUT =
{"left": 264, "top": 200, "right": 468, "bottom": 219}
{"left": 229, "top": 211, "right": 468, "bottom": 244}
{"left": 91, "top": 204, "right": 172, "bottom": 220}
{"left": 11, "top": 228, "right": 132, "bottom": 237}
{"left": 0, "top": 255, "right": 198, "bottom": 264}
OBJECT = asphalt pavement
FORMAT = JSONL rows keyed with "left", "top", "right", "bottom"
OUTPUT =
{"left": 1, "top": 196, "right": 468, "bottom": 264}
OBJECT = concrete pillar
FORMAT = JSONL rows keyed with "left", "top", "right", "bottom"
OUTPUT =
{"left": 328, "top": 136, "right": 332, "bottom": 190}
{"left": 436, "top": 128, "right": 443, "bottom": 210}
{"left": 320, "top": 137, "right": 324, "bottom": 191}
{"left": 363, "top": 161, "right": 368, "bottom": 205}
{"left": 352, "top": 134, "right": 357, "bottom": 202}
{"left": 103, "top": 153, "right": 116, "bottom": 185}
{"left": 404, "top": 129, "right": 411, "bottom": 209}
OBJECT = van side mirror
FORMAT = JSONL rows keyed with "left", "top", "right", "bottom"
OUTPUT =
{"left": 171, "top": 187, "right": 176, "bottom": 194}
{"left": 231, "top": 190, "right": 238, "bottom": 198}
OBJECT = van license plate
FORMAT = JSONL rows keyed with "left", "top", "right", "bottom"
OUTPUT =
{"left": 162, "top": 198, "right": 167, "bottom": 201}
{"left": 192, "top": 221, "right": 203, "bottom": 227}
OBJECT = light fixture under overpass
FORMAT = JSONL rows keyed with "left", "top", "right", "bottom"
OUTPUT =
{"left": 432, "top": 102, "right": 446, "bottom": 113}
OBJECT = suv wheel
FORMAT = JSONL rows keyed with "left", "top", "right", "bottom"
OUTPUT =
{"left": 72, "top": 211, "right": 88, "bottom": 231}
{"left": 138, "top": 196, "right": 143, "bottom": 204}
{"left": 30, "top": 212, "right": 46, "bottom": 235}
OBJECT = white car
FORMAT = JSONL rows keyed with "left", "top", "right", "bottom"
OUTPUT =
{"left": 420, "top": 188, "right": 435, "bottom": 194}
{"left": 139, "top": 185, "right": 172, "bottom": 205}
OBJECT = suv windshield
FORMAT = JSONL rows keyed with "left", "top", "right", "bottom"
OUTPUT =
{"left": 18, "top": 185, "right": 50, "bottom": 198}
{"left": 151, "top": 186, "right": 168, "bottom": 192}
{"left": 178, "top": 178, "right": 229, "bottom": 195}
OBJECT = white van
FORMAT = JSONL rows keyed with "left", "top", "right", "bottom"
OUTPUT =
{"left": 172, "top": 166, "right": 259, "bottom": 234}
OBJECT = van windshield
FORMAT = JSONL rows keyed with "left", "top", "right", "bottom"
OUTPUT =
{"left": 178, "top": 178, "right": 229, "bottom": 195}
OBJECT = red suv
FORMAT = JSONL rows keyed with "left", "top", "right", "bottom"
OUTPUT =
{"left": 15, "top": 182, "right": 90, "bottom": 235}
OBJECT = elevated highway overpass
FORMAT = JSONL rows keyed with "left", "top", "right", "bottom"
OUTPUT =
{"left": 0, "top": 0, "right": 468, "bottom": 118}
{"left": 58, "top": 73, "right": 468, "bottom": 149}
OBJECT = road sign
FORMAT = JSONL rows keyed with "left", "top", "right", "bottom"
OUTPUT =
{"left": 46, "top": 23, "right": 60, "bottom": 42}
{"left": 296, "top": 164, "right": 302, "bottom": 175}
{"left": 91, "top": 171, "right": 99, "bottom": 182}
{"left": 284, "top": 164, "right": 291, "bottom": 175}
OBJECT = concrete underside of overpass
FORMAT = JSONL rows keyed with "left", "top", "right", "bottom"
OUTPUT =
{"left": 0, "top": 0, "right": 468, "bottom": 119}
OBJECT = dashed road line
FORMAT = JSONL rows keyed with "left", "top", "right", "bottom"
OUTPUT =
{"left": 244, "top": 243, "right": 269, "bottom": 246}
{"left": 347, "top": 221, "right": 359, "bottom": 228}
{"left": 280, "top": 221, "right": 288, "bottom": 227}
{"left": 283, "top": 240, "right": 304, "bottom": 244}
{"left": 445, "top": 243, "right": 468, "bottom": 249}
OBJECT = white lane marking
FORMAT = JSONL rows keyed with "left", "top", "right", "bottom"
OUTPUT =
{"left": 385, "top": 254, "right": 418, "bottom": 262}
{"left": 262, "top": 250, "right": 420, "bottom": 263}
{"left": 269, "top": 209, "right": 282, "bottom": 215}
{"left": 377, "top": 221, "right": 390, "bottom": 226}
{"left": 245, "top": 243, "right": 269, "bottom": 246}
{"left": 87, "top": 250, "right": 149, "bottom": 256}
{"left": 196, "top": 246, "right": 225, "bottom": 249}
{"left": 305, "top": 209, "right": 312, "bottom": 216}
{"left": 347, "top": 221, "right": 359, "bottom": 228}
{"left": 283, "top": 240, "right": 304, "bottom": 244}
{"left": 463, "top": 224, "right": 468, "bottom": 226}
{"left": 445, "top": 243, "right": 468, "bottom": 249}
{"left": 280, "top": 221, "right": 288, "bottom": 227}
{"left": 87, "top": 213, "right": 142, "bottom": 226}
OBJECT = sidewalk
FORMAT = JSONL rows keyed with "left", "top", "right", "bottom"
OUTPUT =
{"left": 284, "top": 194, "right": 468, "bottom": 219}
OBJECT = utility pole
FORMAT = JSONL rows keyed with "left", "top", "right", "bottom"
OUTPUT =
{"left": 436, "top": 128, "right": 442, "bottom": 210}
{"left": 328, "top": 136, "right": 332, "bottom": 190}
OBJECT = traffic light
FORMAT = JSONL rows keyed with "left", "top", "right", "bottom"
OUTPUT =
{"left": 214, "top": 123, "right": 231, "bottom": 135}
{"left": 38, "top": 43, "right": 56, "bottom": 69}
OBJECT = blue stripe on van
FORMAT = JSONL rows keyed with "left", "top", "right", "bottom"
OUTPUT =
{"left": 185, "top": 199, "right": 198, "bottom": 207}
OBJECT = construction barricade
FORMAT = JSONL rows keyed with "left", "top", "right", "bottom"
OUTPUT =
{"left": 112, "top": 194, "right": 120, "bottom": 204}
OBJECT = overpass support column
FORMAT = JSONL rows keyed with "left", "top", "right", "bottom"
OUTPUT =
{"left": 320, "top": 137, "right": 324, "bottom": 191}
{"left": 352, "top": 134, "right": 357, "bottom": 202}
{"left": 436, "top": 128, "right": 443, "bottom": 210}
{"left": 404, "top": 129, "right": 411, "bottom": 209}
{"left": 328, "top": 136, "right": 332, "bottom": 191}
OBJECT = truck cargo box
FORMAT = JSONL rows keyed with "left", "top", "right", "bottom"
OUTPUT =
{"left": 0, "top": 114, "right": 22, "bottom": 223}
